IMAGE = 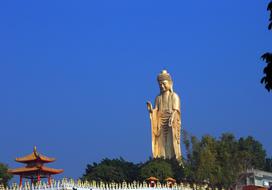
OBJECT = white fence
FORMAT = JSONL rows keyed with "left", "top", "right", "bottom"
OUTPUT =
{"left": 0, "top": 179, "right": 209, "bottom": 190}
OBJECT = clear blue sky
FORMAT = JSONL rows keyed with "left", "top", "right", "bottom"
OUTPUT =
{"left": 0, "top": 1, "right": 271, "bottom": 180}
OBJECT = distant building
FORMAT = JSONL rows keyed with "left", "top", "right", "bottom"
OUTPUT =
{"left": 235, "top": 169, "right": 272, "bottom": 190}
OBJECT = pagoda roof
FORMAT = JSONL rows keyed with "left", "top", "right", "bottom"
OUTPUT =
{"left": 165, "top": 177, "right": 176, "bottom": 182}
{"left": 15, "top": 146, "right": 56, "bottom": 163}
{"left": 8, "top": 166, "right": 64, "bottom": 175}
{"left": 146, "top": 176, "right": 159, "bottom": 181}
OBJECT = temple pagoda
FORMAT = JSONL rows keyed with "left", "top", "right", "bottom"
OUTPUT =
{"left": 8, "top": 146, "right": 63, "bottom": 186}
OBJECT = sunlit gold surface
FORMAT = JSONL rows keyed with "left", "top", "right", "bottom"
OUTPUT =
{"left": 147, "top": 70, "right": 181, "bottom": 160}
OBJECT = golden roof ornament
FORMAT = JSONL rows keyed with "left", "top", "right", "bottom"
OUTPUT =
{"left": 33, "top": 146, "right": 39, "bottom": 157}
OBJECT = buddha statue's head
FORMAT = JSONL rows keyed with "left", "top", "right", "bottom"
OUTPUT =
{"left": 157, "top": 70, "right": 173, "bottom": 93}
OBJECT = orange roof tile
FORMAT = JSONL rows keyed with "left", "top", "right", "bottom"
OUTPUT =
{"left": 8, "top": 167, "right": 39, "bottom": 174}
{"left": 165, "top": 177, "right": 176, "bottom": 182}
{"left": 8, "top": 166, "right": 63, "bottom": 175}
{"left": 146, "top": 176, "right": 159, "bottom": 181}
{"left": 15, "top": 146, "right": 55, "bottom": 163}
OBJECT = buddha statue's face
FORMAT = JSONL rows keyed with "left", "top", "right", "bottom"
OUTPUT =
{"left": 159, "top": 80, "right": 171, "bottom": 93}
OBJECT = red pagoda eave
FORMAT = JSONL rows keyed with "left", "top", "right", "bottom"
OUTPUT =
{"left": 8, "top": 166, "right": 64, "bottom": 175}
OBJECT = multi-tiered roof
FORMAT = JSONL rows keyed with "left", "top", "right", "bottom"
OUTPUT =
{"left": 8, "top": 146, "right": 63, "bottom": 186}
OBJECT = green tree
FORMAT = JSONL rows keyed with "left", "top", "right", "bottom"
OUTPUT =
{"left": 237, "top": 136, "right": 266, "bottom": 170}
{"left": 182, "top": 135, "right": 220, "bottom": 186}
{"left": 0, "top": 163, "right": 12, "bottom": 187}
{"left": 268, "top": 1, "right": 272, "bottom": 30}
{"left": 139, "top": 158, "right": 173, "bottom": 182}
{"left": 82, "top": 157, "right": 139, "bottom": 183}
{"left": 183, "top": 135, "right": 200, "bottom": 183}
{"left": 167, "top": 158, "right": 185, "bottom": 183}
{"left": 261, "top": 1, "right": 272, "bottom": 91}
{"left": 265, "top": 157, "right": 272, "bottom": 172}
{"left": 196, "top": 135, "right": 220, "bottom": 187}
{"left": 216, "top": 133, "right": 240, "bottom": 189}
{"left": 182, "top": 133, "right": 269, "bottom": 189}
{"left": 81, "top": 134, "right": 270, "bottom": 188}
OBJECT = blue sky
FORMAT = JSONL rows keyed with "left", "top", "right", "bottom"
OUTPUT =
{"left": 0, "top": 1, "right": 271, "bottom": 180}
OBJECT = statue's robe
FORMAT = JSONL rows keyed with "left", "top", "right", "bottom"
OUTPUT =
{"left": 149, "top": 92, "right": 181, "bottom": 159}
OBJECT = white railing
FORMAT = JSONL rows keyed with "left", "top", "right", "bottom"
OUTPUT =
{"left": 0, "top": 179, "right": 210, "bottom": 190}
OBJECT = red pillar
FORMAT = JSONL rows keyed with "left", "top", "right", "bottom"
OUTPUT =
{"left": 48, "top": 175, "right": 51, "bottom": 186}
{"left": 37, "top": 173, "right": 41, "bottom": 183}
{"left": 19, "top": 175, "right": 23, "bottom": 187}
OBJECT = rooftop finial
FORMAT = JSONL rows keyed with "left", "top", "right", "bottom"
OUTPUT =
{"left": 33, "top": 146, "right": 38, "bottom": 156}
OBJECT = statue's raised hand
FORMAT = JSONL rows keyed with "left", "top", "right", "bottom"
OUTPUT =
{"left": 146, "top": 101, "right": 153, "bottom": 113}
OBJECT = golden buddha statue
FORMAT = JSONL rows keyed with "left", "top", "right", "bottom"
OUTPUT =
{"left": 147, "top": 70, "right": 181, "bottom": 160}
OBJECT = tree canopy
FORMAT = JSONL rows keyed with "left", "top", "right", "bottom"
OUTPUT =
{"left": 261, "top": 1, "right": 272, "bottom": 91}
{"left": 81, "top": 157, "right": 140, "bottom": 183}
{"left": 0, "top": 163, "right": 12, "bottom": 187}
{"left": 183, "top": 133, "right": 268, "bottom": 189}
{"left": 139, "top": 158, "right": 173, "bottom": 182}
{"left": 82, "top": 133, "right": 270, "bottom": 189}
